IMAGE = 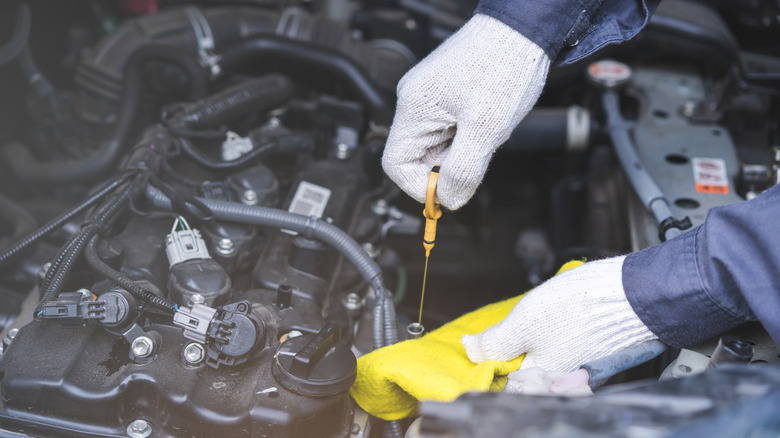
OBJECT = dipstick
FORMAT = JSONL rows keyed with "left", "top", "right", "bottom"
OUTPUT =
{"left": 417, "top": 166, "right": 441, "bottom": 327}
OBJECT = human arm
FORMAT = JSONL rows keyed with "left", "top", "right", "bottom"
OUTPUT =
{"left": 383, "top": 0, "right": 661, "bottom": 209}
{"left": 462, "top": 184, "right": 780, "bottom": 372}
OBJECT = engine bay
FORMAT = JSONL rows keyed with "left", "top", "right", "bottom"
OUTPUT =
{"left": 0, "top": 0, "right": 779, "bottom": 437}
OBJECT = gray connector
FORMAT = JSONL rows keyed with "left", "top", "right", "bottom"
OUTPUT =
{"left": 221, "top": 131, "right": 253, "bottom": 161}
{"left": 173, "top": 304, "right": 217, "bottom": 344}
{"left": 165, "top": 216, "right": 211, "bottom": 266}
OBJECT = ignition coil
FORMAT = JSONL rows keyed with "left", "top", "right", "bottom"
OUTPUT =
{"left": 173, "top": 300, "right": 265, "bottom": 368}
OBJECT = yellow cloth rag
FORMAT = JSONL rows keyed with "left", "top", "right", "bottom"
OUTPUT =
{"left": 350, "top": 260, "right": 585, "bottom": 420}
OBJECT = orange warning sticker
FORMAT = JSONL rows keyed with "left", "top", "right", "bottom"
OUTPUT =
{"left": 695, "top": 184, "right": 729, "bottom": 194}
{"left": 692, "top": 158, "right": 729, "bottom": 195}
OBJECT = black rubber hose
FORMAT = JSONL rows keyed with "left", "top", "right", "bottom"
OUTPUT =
{"left": 40, "top": 183, "right": 135, "bottom": 294}
{"left": 177, "top": 133, "right": 314, "bottom": 171}
{"left": 36, "top": 183, "right": 136, "bottom": 314}
{"left": 0, "top": 3, "right": 31, "bottom": 66}
{"left": 0, "top": 45, "right": 208, "bottom": 185}
{"left": 40, "top": 226, "right": 91, "bottom": 293}
{"left": 166, "top": 74, "right": 295, "bottom": 130}
{"left": 84, "top": 235, "right": 176, "bottom": 313}
{"left": 218, "top": 36, "right": 393, "bottom": 124}
{"left": 147, "top": 185, "right": 381, "bottom": 283}
{"left": 384, "top": 421, "right": 404, "bottom": 438}
{"left": 0, "top": 193, "right": 38, "bottom": 243}
{"left": 37, "top": 225, "right": 101, "bottom": 314}
{"left": 40, "top": 182, "right": 133, "bottom": 294}
{"left": 75, "top": 7, "right": 410, "bottom": 103}
{"left": 0, "top": 172, "right": 134, "bottom": 266}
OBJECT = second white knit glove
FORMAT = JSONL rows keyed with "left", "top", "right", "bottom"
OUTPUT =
{"left": 382, "top": 14, "right": 550, "bottom": 210}
{"left": 461, "top": 256, "right": 658, "bottom": 373}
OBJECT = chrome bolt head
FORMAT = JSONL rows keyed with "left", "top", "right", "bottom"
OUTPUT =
{"left": 362, "top": 242, "right": 379, "bottom": 258}
{"left": 287, "top": 330, "right": 303, "bottom": 339}
{"left": 5, "top": 328, "right": 19, "bottom": 345}
{"left": 216, "top": 238, "right": 235, "bottom": 256}
{"left": 242, "top": 189, "right": 258, "bottom": 205}
{"left": 371, "top": 199, "right": 389, "bottom": 216}
{"left": 127, "top": 419, "right": 152, "bottom": 438}
{"left": 187, "top": 294, "right": 205, "bottom": 307}
{"left": 77, "top": 288, "right": 92, "bottom": 299}
{"left": 343, "top": 293, "right": 362, "bottom": 311}
{"left": 131, "top": 336, "right": 154, "bottom": 358}
{"left": 183, "top": 342, "right": 205, "bottom": 365}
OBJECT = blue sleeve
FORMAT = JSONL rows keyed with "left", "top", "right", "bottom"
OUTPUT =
{"left": 474, "top": 0, "right": 661, "bottom": 66}
{"left": 624, "top": 184, "right": 780, "bottom": 348}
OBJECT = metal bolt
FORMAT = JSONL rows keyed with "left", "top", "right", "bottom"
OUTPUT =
{"left": 362, "top": 242, "right": 379, "bottom": 258}
{"left": 335, "top": 143, "right": 350, "bottom": 160}
{"left": 188, "top": 294, "right": 205, "bottom": 307}
{"left": 131, "top": 336, "right": 154, "bottom": 358}
{"left": 77, "top": 288, "right": 91, "bottom": 299}
{"left": 343, "top": 293, "right": 362, "bottom": 311}
{"left": 405, "top": 18, "right": 418, "bottom": 30}
{"left": 126, "top": 419, "right": 152, "bottom": 438}
{"left": 216, "top": 238, "right": 235, "bottom": 256}
{"left": 5, "top": 328, "right": 19, "bottom": 346}
{"left": 242, "top": 189, "right": 258, "bottom": 206}
{"left": 371, "top": 199, "right": 389, "bottom": 216}
{"left": 183, "top": 342, "right": 205, "bottom": 365}
{"left": 287, "top": 330, "right": 303, "bottom": 339}
{"left": 268, "top": 117, "right": 281, "bottom": 129}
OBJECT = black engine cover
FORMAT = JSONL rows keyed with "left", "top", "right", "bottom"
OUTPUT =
{"left": 0, "top": 320, "right": 353, "bottom": 437}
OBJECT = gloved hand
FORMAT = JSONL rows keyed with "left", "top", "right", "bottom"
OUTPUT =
{"left": 461, "top": 256, "right": 658, "bottom": 373}
{"left": 382, "top": 14, "right": 550, "bottom": 210}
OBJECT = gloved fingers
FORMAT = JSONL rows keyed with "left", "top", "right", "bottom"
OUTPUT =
{"left": 382, "top": 74, "right": 457, "bottom": 204}
{"left": 460, "top": 312, "right": 531, "bottom": 363}
{"left": 436, "top": 118, "right": 507, "bottom": 209}
{"left": 382, "top": 124, "right": 455, "bottom": 204}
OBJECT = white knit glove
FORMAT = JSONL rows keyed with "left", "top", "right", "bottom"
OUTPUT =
{"left": 382, "top": 14, "right": 550, "bottom": 210}
{"left": 461, "top": 256, "right": 658, "bottom": 373}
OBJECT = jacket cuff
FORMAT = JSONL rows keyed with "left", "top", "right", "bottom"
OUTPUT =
{"left": 623, "top": 227, "right": 747, "bottom": 348}
{"left": 474, "top": 0, "right": 597, "bottom": 61}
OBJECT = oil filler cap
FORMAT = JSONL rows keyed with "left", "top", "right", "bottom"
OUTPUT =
{"left": 272, "top": 324, "right": 356, "bottom": 397}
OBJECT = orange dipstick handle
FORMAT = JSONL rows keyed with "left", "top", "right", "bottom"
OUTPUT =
{"left": 423, "top": 166, "right": 442, "bottom": 257}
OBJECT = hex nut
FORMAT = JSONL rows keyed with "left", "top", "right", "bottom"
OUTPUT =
{"left": 242, "top": 189, "right": 258, "bottom": 205}
{"left": 188, "top": 294, "right": 206, "bottom": 307}
{"left": 131, "top": 336, "right": 154, "bottom": 358}
{"left": 216, "top": 238, "right": 235, "bottom": 256}
{"left": 183, "top": 342, "right": 205, "bottom": 365}
{"left": 127, "top": 419, "right": 152, "bottom": 438}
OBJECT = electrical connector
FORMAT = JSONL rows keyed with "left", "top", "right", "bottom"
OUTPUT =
{"left": 172, "top": 304, "right": 217, "bottom": 344}
{"left": 221, "top": 131, "right": 253, "bottom": 161}
{"left": 40, "top": 289, "right": 134, "bottom": 328}
{"left": 165, "top": 216, "right": 210, "bottom": 266}
{"left": 173, "top": 300, "right": 263, "bottom": 368}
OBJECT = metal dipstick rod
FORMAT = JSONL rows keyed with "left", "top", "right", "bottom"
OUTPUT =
{"left": 408, "top": 166, "right": 441, "bottom": 339}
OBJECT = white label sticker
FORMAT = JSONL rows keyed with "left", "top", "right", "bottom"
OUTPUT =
{"left": 692, "top": 157, "right": 729, "bottom": 194}
{"left": 283, "top": 181, "right": 332, "bottom": 235}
